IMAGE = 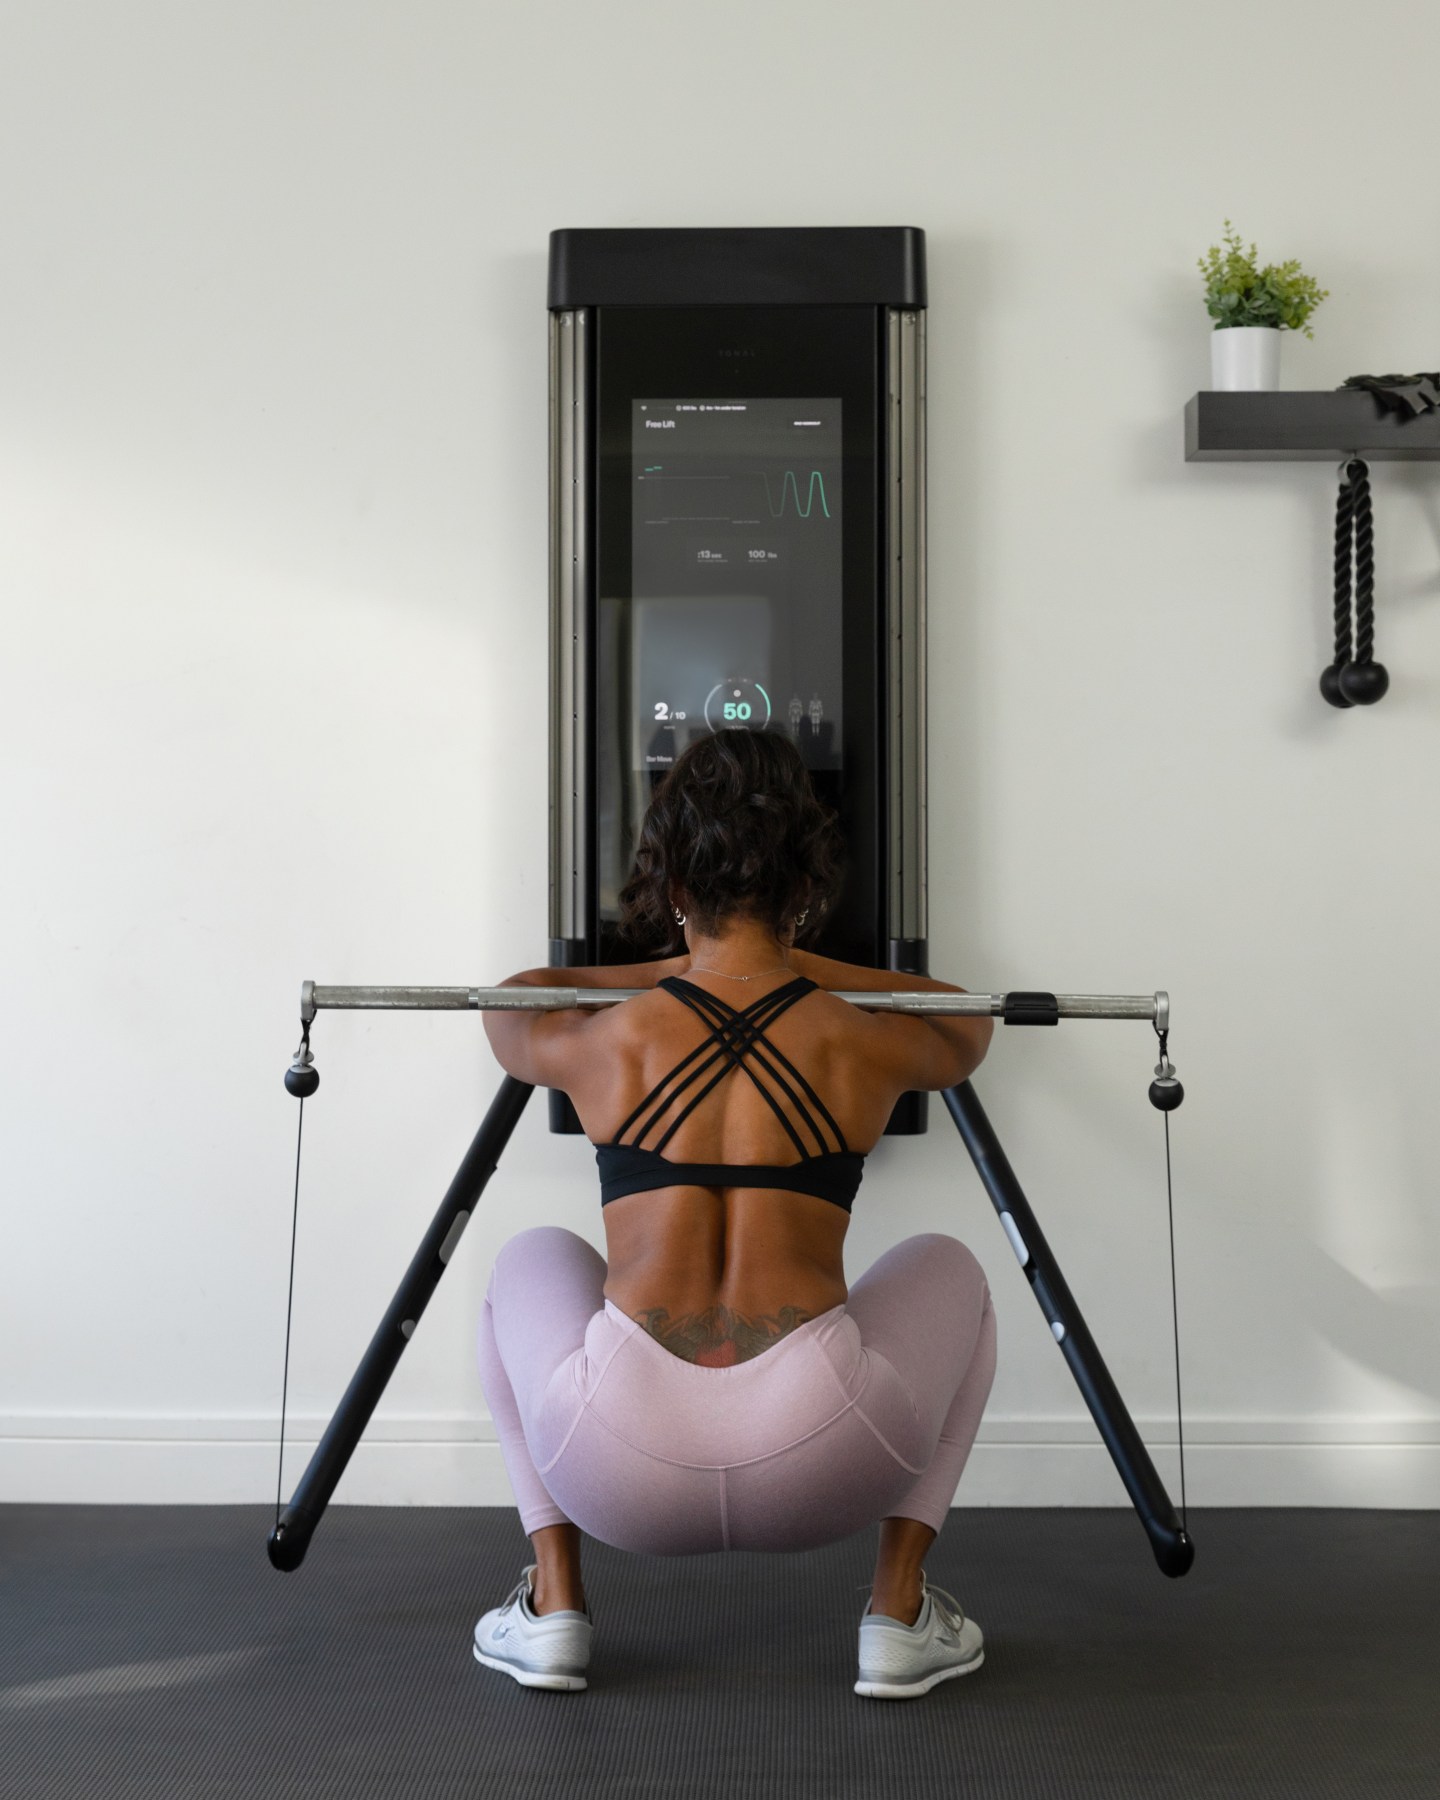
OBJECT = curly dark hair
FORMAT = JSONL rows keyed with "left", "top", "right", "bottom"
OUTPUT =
{"left": 618, "top": 729, "right": 845, "bottom": 955}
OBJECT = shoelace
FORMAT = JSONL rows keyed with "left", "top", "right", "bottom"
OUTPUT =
{"left": 499, "top": 1566, "right": 594, "bottom": 1626}
{"left": 503, "top": 1570, "right": 537, "bottom": 1615}
{"left": 854, "top": 1579, "right": 967, "bottom": 1637}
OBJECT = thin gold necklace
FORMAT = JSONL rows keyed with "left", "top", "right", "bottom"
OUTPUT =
{"left": 686, "top": 959, "right": 790, "bottom": 982}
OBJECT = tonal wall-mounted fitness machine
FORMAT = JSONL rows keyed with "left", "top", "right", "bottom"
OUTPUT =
{"left": 546, "top": 227, "right": 929, "bottom": 1132}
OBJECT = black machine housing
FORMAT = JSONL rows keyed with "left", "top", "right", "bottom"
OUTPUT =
{"left": 547, "top": 227, "right": 930, "bottom": 1133}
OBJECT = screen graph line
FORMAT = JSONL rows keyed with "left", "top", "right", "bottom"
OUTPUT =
{"left": 636, "top": 469, "right": 832, "bottom": 520}
{"left": 762, "top": 470, "right": 831, "bottom": 519}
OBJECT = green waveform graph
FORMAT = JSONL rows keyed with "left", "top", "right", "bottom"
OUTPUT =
{"left": 761, "top": 470, "right": 832, "bottom": 520}
{"left": 636, "top": 466, "right": 834, "bottom": 525}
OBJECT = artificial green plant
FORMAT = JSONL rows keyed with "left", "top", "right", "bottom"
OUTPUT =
{"left": 1197, "top": 221, "right": 1329, "bottom": 337}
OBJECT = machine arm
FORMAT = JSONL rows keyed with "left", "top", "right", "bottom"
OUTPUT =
{"left": 943, "top": 1081, "right": 1193, "bottom": 1577}
{"left": 268, "top": 1076, "right": 533, "bottom": 1571}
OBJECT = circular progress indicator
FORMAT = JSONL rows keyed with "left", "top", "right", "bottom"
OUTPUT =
{"left": 704, "top": 678, "right": 772, "bottom": 734}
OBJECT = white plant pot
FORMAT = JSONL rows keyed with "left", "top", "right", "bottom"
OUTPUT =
{"left": 1210, "top": 326, "right": 1281, "bottom": 391}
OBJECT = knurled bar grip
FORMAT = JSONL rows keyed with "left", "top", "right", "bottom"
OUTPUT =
{"left": 302, "top": 982, "right": 1167, "bottom": 1026}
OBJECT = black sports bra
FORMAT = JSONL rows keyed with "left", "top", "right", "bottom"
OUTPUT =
{"left": 594, "top": 974, "right": 865, "bottom": 1213}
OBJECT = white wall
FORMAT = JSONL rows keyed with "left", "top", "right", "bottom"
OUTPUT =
{"left": 3, "top": 0, "right": 1437, "bottom": 1515}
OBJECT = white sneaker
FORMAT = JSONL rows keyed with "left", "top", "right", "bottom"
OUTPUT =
{"left": 855, "top": 1572, "right": 985, "bottom": 1699}
{"left": 472, "top": 1563, "right": 593, "bottom": 1691}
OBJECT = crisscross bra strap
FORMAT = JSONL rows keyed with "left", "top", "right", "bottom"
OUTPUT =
{"left": 611, "top": 978, "right": 819, "bottom": 1154}
{"left": 610, "top": 974, "right": 850, "bottom": 1158}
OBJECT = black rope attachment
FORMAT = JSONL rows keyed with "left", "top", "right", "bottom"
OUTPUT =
{"left": 1321, "top": 457, "right": 1388, "bottom": 708}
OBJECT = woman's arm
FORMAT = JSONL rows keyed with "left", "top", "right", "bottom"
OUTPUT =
{"left": 787, "top": 947, "right": 995, "bottom": 1093}
{"left": 481, "top": 952, "right": 684, "bottom": 1087}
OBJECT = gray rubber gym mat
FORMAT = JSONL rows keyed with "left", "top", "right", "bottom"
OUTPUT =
{"left": 1, "top": 1505, "right": 1434, "bottom": 1798}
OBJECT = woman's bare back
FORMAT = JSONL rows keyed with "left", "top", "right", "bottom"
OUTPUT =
{"left": 545, "top": 950, "right": 986, "bottom": 1364}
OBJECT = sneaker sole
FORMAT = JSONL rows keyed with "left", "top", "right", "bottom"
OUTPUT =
{"left": 472, "top": 1644, "right": 588, "bottom": 1691}
{"left": 854, "top": 1647, "right": 984, "bottom": 1699}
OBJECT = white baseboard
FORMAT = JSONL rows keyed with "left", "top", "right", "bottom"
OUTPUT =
{"left": 3, "top": 1414, "right": 1437, "bottom": 1509}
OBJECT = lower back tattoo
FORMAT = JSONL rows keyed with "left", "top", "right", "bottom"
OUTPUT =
{"left": 631, "top": 1302, "right": 817, "bottom": 1366}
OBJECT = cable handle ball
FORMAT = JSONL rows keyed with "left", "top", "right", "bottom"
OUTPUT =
{"left": 1149, "top": 1062, "right": 1184, "bottom": 1112}
{"left": 1149, "top": 1028, "right": 1184, "bottom": 1112}
{"left": 285, "top": 1029, "right": 319, "bottom": 1098}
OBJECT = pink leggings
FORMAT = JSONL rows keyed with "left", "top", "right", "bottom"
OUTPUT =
{"left": 476, "top": 1226, "right": 997, "bottom": 1553}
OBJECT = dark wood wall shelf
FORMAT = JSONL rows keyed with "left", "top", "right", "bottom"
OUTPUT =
{"left": 1185, "top": 391, "right": 1440, "bottom": 462}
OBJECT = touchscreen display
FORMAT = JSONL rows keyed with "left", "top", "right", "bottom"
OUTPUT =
{"left": 627, "top": 397, "right": 843, "bottom": 773}
{"left": 592, "top": 302, "right": 877, "bottom": 960}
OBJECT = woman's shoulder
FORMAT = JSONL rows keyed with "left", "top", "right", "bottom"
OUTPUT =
{"left": 786, "top": 948, "right": 908, "bottom": 994}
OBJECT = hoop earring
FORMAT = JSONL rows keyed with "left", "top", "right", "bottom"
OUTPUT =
{"left": 793, "top": 908, "right": 809, "bottom": 931}
{"left": 673, "top": 908, "right": 687, "bottom": 927}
